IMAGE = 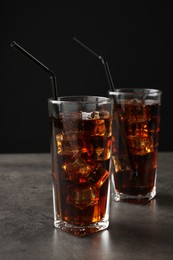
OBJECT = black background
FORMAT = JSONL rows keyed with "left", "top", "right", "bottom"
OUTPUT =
{"left": 1, "top": 1, "right": 173, "bottom": 153}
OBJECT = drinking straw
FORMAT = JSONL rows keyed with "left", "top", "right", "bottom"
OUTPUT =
{"left": 10, "top": 41, "right": 58, "bottom": 100}
{"left": 73, "top": 37, "right": 130, "bottom": 162}
{"left": 73, "top": 37, "right": 115, "bottom": 92}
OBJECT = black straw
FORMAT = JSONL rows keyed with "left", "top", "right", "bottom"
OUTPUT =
{"left": 73, "top": 37, "right": 115, "bottom": 92}
{"left": 73, "top": 38, "right": 130, "bottom": 164}
{"left": 10, "top": 41, "right": 58, "bottom": 100}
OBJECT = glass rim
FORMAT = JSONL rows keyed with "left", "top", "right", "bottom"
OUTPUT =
{"left": 48, "top": 95, "right": 112, "bottom": 104}
{"left": 109, "top": 88, "right": 162, "bottom": 96}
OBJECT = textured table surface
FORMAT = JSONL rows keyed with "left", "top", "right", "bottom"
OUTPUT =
{"left": 0, "top": 153, "right": 173, "bottom": 260}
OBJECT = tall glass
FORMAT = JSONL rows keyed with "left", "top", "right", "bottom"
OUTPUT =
{"left": 109, "top": 89, "right": 162, "bottom": 203}
{"left": 48, "top": 96, "right": 113, "bottom": 236}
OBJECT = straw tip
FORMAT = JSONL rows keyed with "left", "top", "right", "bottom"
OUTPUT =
{"left": 10, "top": 41, "right": 16, "bottom": 47}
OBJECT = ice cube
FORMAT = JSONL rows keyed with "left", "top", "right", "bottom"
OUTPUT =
{"left": 127, "top": 122, "right": 149, "bottom": 138}
{"left": 56, "top": 132, "right": 79, "bottom": 155}
{"left": 81, "top": 111, "right": 93, "bottom": 120}
{"left": 92, "top": 111, "right": 100, "bottom": 119}
{"left": 112, "top": 154, "right": 131, "bottom": 172}
{"left": 88, "top": 163, "right": 109, "bottom": 187}
{"left": 91, "top": 119, "right": 106, "bottom": 136}
{"left": 56, "top": 133, "right": 64, "bottom": 155}
{"left": 80, "top": 138, "right": 94, "bottom": 156}
{"left": 67, "top": 185, "right": 100, "bottom": 209}
{"left": 128, "top": 136, "right": 154, "bottom": 155}
{"left": 93, "top": 136, "right": 111, "bottom": 160}
{"left": 62, "top": 158, "right": 92, "bottom": 180}
{"left": 56, "top": 132, "right": 94, "bottom": 156}
{"left": 125, "top": 99, "right": 150, "bottom": 123}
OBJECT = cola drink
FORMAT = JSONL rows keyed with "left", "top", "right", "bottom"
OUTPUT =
{"left": 110, "top": 89, "right": 162, "bottom": 203}
{"left": 52, "top": 112, "right": 112, "bottom": 225}
{"left": 49, "top": 96, "right": 113, "bottom": 236}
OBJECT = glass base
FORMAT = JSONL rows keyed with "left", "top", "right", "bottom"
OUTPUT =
{"left": 54, "top": 220, "right": 109, "bottom": 237}
{"left": 114, "top": 188, "right": 156, "bottom": 204}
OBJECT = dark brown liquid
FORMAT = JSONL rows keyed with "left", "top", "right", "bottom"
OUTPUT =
{"left": 112, "top": 100, "right": 160, "bottom": 196}
{"left": 52, "top": 113, "right": 112, "bottom": 225}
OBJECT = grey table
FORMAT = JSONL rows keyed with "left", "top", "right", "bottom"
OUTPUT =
{"left": 0, "top": 153, "right": 173, "bottom": 260}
